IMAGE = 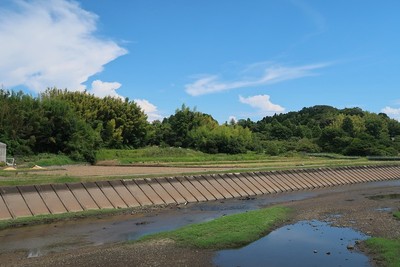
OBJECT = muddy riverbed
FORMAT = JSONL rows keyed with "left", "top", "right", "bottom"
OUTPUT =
{"left": 0, "top": 180, "right": 399, "bottom": 266}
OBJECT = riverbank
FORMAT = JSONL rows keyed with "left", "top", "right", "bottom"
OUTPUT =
{"left": 1, "top": 181, "right": 399, "bottom": 266}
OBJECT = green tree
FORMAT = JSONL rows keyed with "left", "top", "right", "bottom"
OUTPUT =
{"left": 318, "top": 127, "right": 349, "bottom": 153}
{"left": 270, "top": 120, "right": 292, "bottom": 140}
{"left": 342, "top": 117, "right": 355, "bottom": 137}
{"left": 365, "top": 116, "right": 383, "bottom": 138}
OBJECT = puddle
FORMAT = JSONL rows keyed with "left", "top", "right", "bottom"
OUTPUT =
{"left": 214, "top": 220, "right": 370, "bottom": 267}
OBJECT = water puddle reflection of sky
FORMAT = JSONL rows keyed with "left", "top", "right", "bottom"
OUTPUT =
{"left": 214, "top": 220, "right": 370, "bottom": 267}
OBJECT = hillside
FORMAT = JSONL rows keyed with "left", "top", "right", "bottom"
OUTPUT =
{"left": 1, "top": 89, "right": 400, "bottom": 163}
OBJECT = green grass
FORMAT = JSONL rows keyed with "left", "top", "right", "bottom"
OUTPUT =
{"left": 15, "top": 153, "right": 76, "bottom": 167}
{"left": 365, "top": 238, "right": 400, "bottom": 267}
{"left": 0, "top": 174, "right": 81, "bottom": 186}
{"left": 307, "top": 153, "right": 360, "bottom": 160}
{"left": 394, "top": 211, "right": 400, "bottom": 219}
{"left": 138, "top": 206, "right": 291, "bottom": 249}
{"left": 367, "top": 156, "right": 400, "bottom": 161}
{"left": 96, "top": 147, "right": 269, "bottom": 164}
{"left": 96, "top": 147, "right": 396, "bottom": 168}
{"left": 0, "top": 207, "right": 134, "bottom": 230}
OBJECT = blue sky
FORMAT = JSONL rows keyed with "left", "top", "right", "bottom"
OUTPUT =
{"left": 1, "top": 0, "right": 399, "bottom": 123}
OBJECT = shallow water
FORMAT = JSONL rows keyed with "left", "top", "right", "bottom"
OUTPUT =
{"left": 214, "top": 220, "right": 370, "bottom": 267}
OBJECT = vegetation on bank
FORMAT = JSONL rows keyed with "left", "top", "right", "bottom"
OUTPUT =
{"left": 0, "top": 174, "right": 81, "bottom": 187}
{"left": 95, "top": 147, "right": 399, "bottom": 168}
{"left": 1, "top": 89, "right": 400, "bottom": 166}
{"left": 96, "top": 147, "right": 275, "bottom": 164}
{"left": 6, "top": 147, "right": 398, "bottom": 169}
{"left": 0, "top": 194, "right": 235, "bottom": 230}
{"left": 138, "top": 206, "right": 291, "bottom": 249}
{"left": 0, "top": 207, "right": 136, "bottom": 230}
{"left": 361, "top": 211, "right": 400, "bottom": 267}
{"left": 14, "top": 153, "right": 76, "bottom": 167}
{"left": 365, "top": 238, "right": 400, "bottom": 267}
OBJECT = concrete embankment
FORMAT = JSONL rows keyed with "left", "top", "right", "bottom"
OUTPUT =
{"left": 0, "top": 165, "right": 399, "bottom": 220}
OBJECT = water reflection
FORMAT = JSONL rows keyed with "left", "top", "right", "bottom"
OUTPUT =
{"left": 214, "top": 220, "right": 370, "bottom": 267}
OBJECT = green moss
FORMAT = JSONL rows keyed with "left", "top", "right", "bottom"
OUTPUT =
{"left": 138, "top": 206, "right": 291, "bottom": 249}
{"left": 365, "top": 237, "right": 400, "bottom": 267}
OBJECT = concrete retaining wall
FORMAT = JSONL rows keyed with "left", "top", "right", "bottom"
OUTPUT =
{"left": 0, "top": 165, "right": 399, "bottom": 220}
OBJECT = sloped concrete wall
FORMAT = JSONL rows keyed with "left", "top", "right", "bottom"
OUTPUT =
{"left": 0, "top": 165, "right": 399, "bottom": 220}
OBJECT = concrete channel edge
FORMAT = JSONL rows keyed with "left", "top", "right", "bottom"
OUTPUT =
{"left": 0, "top": 165, "right": 399, "bottom": 220}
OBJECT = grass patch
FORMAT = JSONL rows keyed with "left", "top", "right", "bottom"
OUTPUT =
{"left": 0, "top": 174, "right": 81, "bottom": 187}
{"left": 368, "top": 194, "right": 400, "bottom": 201}
{"left": 365, "top": 237, "right": 400, "bottom": 267}
{"left": 14, "top": 153, "right": 76, "bottom": 167}
{"left": 138, "top": 206, "right": 291, "bottom": 249}
{"left": 0, "top": 207, "right": 134, "bottom": 230}
{"left": 307, "top": 153, "right": 360, "bottom": 160}
{"left": 97, "top": 147, "right": 396, "bottom": 168}
{"left": 96, "top": 147, "right": 269, "bottom": 164}
{"left": 394, "top": 211, "right": 400, "bottom": 220}
{"left": 367, "top": 156, "right": 400, "bottom": 161}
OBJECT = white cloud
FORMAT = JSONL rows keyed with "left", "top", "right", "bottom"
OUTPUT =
{"left": 239, "top": 95, "right": 285, "bottom": 116}
{"left": 382, "top": 106, "right": 400, "bottom": 121}
{"left": 134, "top": 99, "right": 163, "bottom": 122}
{"left": 0, "top": 0, "right": 127, "bottom": 92}
{"left": 89, "top": 80, "right": 123, "bottom": 99}
{"left": 185, "top": 62, "right": 330, "bottom": 96}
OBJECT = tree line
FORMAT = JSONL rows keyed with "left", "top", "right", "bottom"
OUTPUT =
{"left": 1, "top": 89, "right": 399, "bottom": 163}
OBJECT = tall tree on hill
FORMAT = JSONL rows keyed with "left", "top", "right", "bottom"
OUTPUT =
{"left": 41, "top": 89, "right": 149, "bottom": 149}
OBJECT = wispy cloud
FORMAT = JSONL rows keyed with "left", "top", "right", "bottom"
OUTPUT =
{"left": 291, "top": 0, "right": 326, "bottom": 32}
{"left": 382, "top": 106, "right": 400, "bottom": 121}
{"left": 239, "top": 95, "right": 285, "bottom": 116}
{"left": 275, "top": 0, "right": 326, "bottom": 58}
{"left": 0, "top": 0, "right": 127, "bottom": 92}
{"left": 185, "top": 62, "right": 330, "bottom": 96}
{"left": 134, "top": 99, "right": 163, "bottom": 122}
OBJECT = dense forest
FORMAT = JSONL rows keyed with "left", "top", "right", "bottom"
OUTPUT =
{"left": 1, "top": 89, "right": 400, "bottom": 163}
